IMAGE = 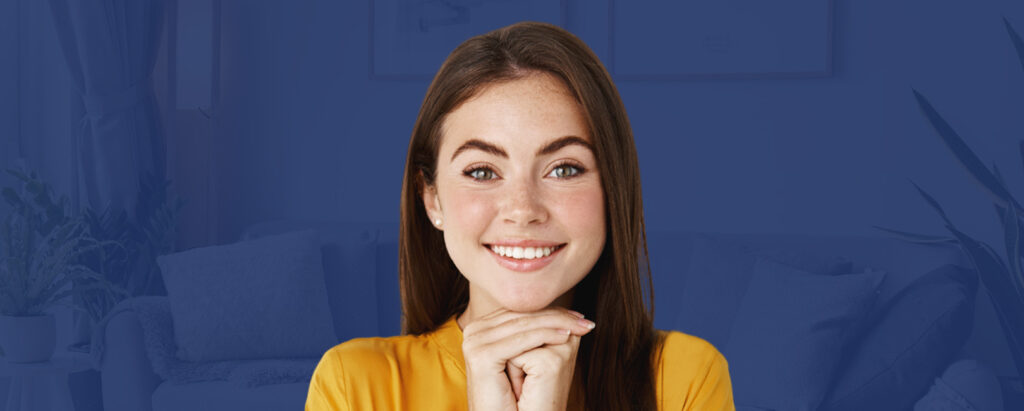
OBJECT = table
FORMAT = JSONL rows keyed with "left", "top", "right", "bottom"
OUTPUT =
{"left": 0, "top": 351, "right": 93, "bottom": 411}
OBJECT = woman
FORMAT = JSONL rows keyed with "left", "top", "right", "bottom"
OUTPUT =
{"left": 306, "top": 21, "right": 734, "bottom": 410}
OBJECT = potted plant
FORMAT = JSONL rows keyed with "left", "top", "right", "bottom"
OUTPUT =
{"left": 69, "top": 170, "right": 183, "bottom": 351}
{"left": 875, "top": 17, "right": 1024, "bottom": 408}
{"left": 0, "top": 168, "right": 111, "bottom": 363}
{"left": 64, "top": 170, "right": 183, "bottom": 411}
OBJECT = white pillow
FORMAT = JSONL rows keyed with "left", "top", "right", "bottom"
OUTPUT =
{"left": 157, "top": 229, "right": 336, "bottom": 362}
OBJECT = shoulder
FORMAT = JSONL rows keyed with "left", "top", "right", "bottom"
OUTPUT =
{"left": 307, "top": 336, "right": 420, "bottom": 410}
{"left": 658, "top": 329, "right": 727, "bottom": 366}
{"left": 316, "top": 334, "right": 422, "bottom": 373}
{"left": 656, "top": 330, "right": 734, "bottom": 410}
{"left": 308, "top": 336, "right": 419, "bottom": 396}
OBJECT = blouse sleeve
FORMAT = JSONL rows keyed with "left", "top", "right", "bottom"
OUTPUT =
{"left": 306, "top": 347, "right": 349, "bottom": 411}
{"left": 686, "top": 350, "right": 736, "bottom": 411}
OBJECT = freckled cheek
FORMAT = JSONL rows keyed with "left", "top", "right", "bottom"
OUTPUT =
{"left": 445, "top": 190, "right": 498, "bottom": 233}
{"left": 552, "top": 187, "right": 605, "bottom": 238}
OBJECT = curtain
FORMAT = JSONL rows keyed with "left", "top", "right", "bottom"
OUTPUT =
{"left": 45, "top": 2, "right": 168, "bottom": 409}
{"left": 48, "top": 0, "right": 167, "bottom": 217}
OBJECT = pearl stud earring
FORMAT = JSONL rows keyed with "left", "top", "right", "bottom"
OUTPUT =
{"left": 434, "top": 218, "right": 442, "bottom": 226}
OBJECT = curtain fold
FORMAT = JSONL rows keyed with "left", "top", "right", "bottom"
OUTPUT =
{"left": 48, "top": 0, "right": 166, "bottom": 217}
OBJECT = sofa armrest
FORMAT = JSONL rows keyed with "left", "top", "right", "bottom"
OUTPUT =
{"left": 912, "top": 358, "right": 1003, "bottom": 411}
{"left": 98, "top": 299, "right": 166, "bottom": 411}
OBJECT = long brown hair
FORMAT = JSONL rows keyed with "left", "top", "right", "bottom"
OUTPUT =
{"left": 398, "top": 21, "right": 663, "bottom": 410}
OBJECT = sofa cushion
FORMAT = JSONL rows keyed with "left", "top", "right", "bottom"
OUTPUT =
{"left": 241, "top": 220, "right": 382, "bottom": 341}
{"left": 725, "top": 257, "right": 886, "bottom": 411}
{"left": 912, "top": 358, "right": 1003, "bottom": 411}
{"left": 820, "top": 264, "right": 978, "bottom": 411}
{"left": 673, "top": 234, "right": 855, "bottom": 349}
{"left": 158, "top": 229, "right": 337, "bottom": 362}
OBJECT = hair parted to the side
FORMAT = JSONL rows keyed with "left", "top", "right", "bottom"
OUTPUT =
{"left": 398, "top": 21, "right": 663, "bottom": 410}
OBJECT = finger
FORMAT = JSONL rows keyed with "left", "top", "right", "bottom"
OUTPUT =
{"left": 463, "top": 309, "right": 528, "bottom": 335}
{"left": 479, "top": 327, "right": 573, "bottom": 365}
{"left": 494, "top": 312, "right": 595, "bottom": 340}
{"left": 506, "top": 362, "right": 525, "bottom": 401}
{"left": 508, "top": 347, "right": 564, "bottom": 378}
{"left": 468, "top": 307, "right": 584, "bottom": 333}
{"left": 532, "top": 333, "right": 582, "bottom": 367}
{"left": 468, "top": 311, "right": 595, "bottom": 346}
{"left": 564, "top": 334, "right": 582, "bottom": 360}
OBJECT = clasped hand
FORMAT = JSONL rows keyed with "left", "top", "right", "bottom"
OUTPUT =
{"left": 461, "top": 307, "right": 596, "bottom": 411}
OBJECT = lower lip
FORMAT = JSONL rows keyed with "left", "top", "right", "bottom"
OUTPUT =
{"left": 486, "top": 244, "right": 566, "bottom": 272}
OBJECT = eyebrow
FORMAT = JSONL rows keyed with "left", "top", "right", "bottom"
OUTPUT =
{"left": 449, "top": 135, "right": 594, "bottom": 162}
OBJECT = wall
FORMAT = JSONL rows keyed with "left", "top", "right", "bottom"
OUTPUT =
{"left": 194, "top": 0, "right": 1024, "bottom": 377}
{"left": 2, "top": 0, "right": 1021, "bottom": 400}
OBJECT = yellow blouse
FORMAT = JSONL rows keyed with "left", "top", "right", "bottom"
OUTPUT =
{"left": 306, "top": 315, "right": 735, "bottom": 410}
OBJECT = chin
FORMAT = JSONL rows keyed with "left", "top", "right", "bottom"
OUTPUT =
{"left": 497, "top": 295, "right": 556, "bottom": 313}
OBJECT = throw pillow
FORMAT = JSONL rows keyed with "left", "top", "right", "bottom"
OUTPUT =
{"left": 820, "top": 264, "right": 978, "bottom": 411}
{"left": 157, "top": 229, "right": 337, "bottom": 362}
{"left": 675, "top": 235, "right": 857, "bottom": 349}
{"left": 724, "top": 257, "right": 886, "bottom": 411}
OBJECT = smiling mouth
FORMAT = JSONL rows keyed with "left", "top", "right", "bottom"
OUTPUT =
{"left": 483, "top": 242, "right": 567, "bottom": 272}
{"left": 483, "top": 243, "right": 567, "bottom": 260}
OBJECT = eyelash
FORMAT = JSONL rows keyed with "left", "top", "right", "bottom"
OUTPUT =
{"left": 463, "top": 161, "right": 587, "bottom": 182}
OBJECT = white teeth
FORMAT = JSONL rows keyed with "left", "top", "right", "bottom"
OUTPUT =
{"left": 489, "top": 245, "right": 561, "bottom": 260}
{"left": 513, "top": 247, "right": 524, "bottom": 259}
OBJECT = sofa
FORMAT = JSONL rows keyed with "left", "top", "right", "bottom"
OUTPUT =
{"left": 94, "top": 220, "right": 1004, "bottom": 410}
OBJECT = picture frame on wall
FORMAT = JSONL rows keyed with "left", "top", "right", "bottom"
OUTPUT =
{"left": 608, "top": 0, "right": 834, "bottom": 80}
{"left": 370, "top": 0, "right": 568, "bottom": 80}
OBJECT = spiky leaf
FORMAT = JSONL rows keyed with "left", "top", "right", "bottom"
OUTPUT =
{"left": 913, "top": 90, "right": 1024, "bottom": 214}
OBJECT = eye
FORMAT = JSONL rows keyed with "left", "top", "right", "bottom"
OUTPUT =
{"left": 462, "top": 162, "right": 586, "bottom": 182}
{"left": 549, "top": 162, "right": 586, "bottom": 179}
{"left": 464, "top": 166, "right": 497, "bottom": 182}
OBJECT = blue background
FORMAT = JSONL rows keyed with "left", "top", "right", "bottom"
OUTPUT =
{"left": 1, "top": 0, "right": 1022, "bottom": 410}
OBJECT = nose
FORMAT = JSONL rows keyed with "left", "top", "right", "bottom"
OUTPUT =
{"left": 501, "top": 176, "right": 548, "bottom": 226}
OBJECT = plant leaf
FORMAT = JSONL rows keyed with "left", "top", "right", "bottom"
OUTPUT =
{"left": 992, "top": 166, "right": 1024, "bottom": 300}
{"left": 1019, "top": 140, "right": 1024, "bottom": 179}
{"left": 993, "top": 203, "right": 1024, "bottom": 260}
{"left": 1005, "top": 17, "right": 1024, "bottom": 73}
{"left": 944, "top": 224, "right": 1024, "bottom": 378}
{"left": 913, "top": 89, "right": 1024, "bottom": 214}
{"left": 994, "top": 163, "right": 1007, "bottom": 186}
{"left": 1002, "top": 184, "right": 1024, "bottom": 301}
{"left": 871, "top": 225, "right": 958, "bottom": 244}
{"left": 910, "top": 180, "right": 955, "bottom": 226}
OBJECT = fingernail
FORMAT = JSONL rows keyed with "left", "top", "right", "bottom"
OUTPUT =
{"left": 578, "top": 318, "right": 595, "bottom": 329}
{"left": 569, "top": 310, "right": 585, "bottom": 319}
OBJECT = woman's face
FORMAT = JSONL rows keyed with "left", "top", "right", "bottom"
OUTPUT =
{"left": 422, "top": 72, "right": 606, "bottom": 314}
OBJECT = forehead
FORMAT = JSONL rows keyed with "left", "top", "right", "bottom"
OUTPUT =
{"left": 438, "top": 73, "right": 590, "bottom": 159}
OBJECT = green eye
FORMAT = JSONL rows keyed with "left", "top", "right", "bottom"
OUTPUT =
{"left": 551, "top": 163, "right": 585, "bottom": 179}
{"left": 465, "top": 167, "right": 496, "bottom": 181}
{"left": 463, "top": 163, "right": 586, "bottom": 182}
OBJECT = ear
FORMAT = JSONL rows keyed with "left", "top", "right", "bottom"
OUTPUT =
{"left": 421, "top": 180, "right": 443, "bottom": 229}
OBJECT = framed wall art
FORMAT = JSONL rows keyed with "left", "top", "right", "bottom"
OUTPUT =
{"left": 370, "top": 0, "right": 568, "bottom": 80}
{"left": 608, "top": 0, "right": 834, "bottom": 80}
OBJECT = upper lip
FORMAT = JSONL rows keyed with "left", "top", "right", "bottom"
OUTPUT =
{"left": 485, "top": 239, "right": 566, "bottom": 248}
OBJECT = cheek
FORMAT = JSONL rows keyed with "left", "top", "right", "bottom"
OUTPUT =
{"left": 444, "top": 189, "right": 496, "bottom": 240}
{"left": 555, "top": 187, "right": 605, "bottom": 240}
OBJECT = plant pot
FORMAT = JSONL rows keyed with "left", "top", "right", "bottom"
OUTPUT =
{"left": 0, "top": 313, "right": 57, "bottom": 363}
